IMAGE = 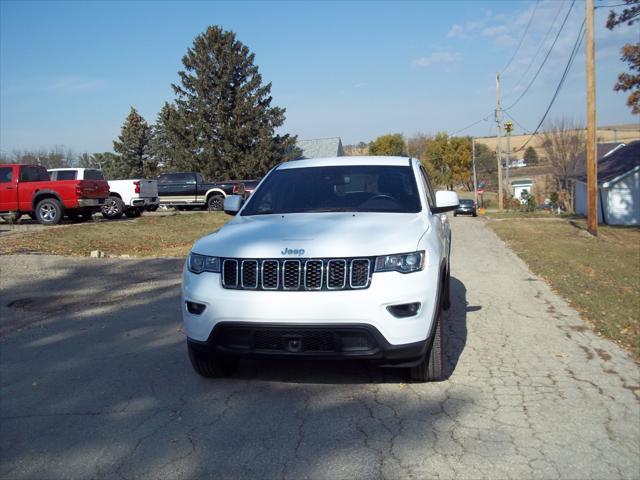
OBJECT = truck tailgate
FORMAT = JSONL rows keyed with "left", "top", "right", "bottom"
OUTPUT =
{"left": 79, "top": 180, "right": 110, "bottom": 198}
{"left": 138, "top": 180, "right": 158, "bottom": 197}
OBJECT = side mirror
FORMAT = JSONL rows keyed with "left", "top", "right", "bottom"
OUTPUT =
{"left": 224, "top": 195, "right": 244, "bottom": 216}
{"left": 432, "top": 191, "right": 459, "bottom": 214}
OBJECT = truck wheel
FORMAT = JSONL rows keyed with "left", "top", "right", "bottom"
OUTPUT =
{"left": 207, "top": 194, "right": 224, "bottom": 211}
{"left": 101, "top": 196, "right": 124, "bottom": 220}
{"left": 35, "top": 198, "right": 63, "bottom": 225}
{"left": 442, "top": 268, "right": 451, "bottom": 311}
{"left": 124, "top": 207, "right": 142, "bottom": 218}
{"left": 409, "top": 290, "right": 445, "bottom": 382}
{"left": 187, "top": 343, "right": 238, "bottom": 378}
{"left": 147, "top": 205, "right": 159, "bottom": 212}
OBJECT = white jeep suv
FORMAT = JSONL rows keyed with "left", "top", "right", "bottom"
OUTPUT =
{"left": 182, "top": 156, "right": 459, "bottom": 381}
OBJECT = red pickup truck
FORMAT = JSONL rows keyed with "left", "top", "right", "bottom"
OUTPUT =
{"left": 0, "top": 164, "right": 110, "bottom": 225}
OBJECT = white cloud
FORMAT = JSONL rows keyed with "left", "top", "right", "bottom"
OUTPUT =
{"left": 447, "top": 24, "right": 469, "bottom": 39}
{"left": 482, "top": 25, "right": 509, "bottom": 38}
{"left": 353, "top": 82, "right": 368, "bottom": 89}
{"left": 412, "top": 51, "right": 462, "bottom": 67}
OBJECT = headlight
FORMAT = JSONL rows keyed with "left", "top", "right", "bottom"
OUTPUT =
{"left": 374, "top": 251, "right": 425, "bottom": 274}
{"left": 187, "top": 253, "right": 221, "bottom": 274}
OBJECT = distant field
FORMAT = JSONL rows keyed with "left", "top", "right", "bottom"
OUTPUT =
{"left": 475, "top": 125, "right": 640, "bottom": 159}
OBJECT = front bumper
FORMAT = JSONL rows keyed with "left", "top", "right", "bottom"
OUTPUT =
{"left": 182, "top": 262, "right": 440, "bottom": 349}
{"left": 131, "top": 197, "right": 159, "bottom": 207}
{"left": 77, "top": 198, "right": 106, "bottom": 207}
{"left": 455, "top": 208, "right": 476, "bottom": 214}
{"left": 188, "top": 322, "right": 429, "bottom": 365}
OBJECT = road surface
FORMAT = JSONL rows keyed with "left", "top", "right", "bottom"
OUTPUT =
{"left": 1, "top": 216, "right": 638, "bottom": 479}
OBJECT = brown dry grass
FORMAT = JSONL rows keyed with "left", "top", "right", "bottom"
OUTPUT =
{"left": 0, "top": 212, "right": 229, "bottom": 257}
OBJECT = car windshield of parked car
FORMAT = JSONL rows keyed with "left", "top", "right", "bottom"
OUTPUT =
{"left": 460, "top": 199, "right": 474, "bottom": 205}
{"left": 241, "top": 165, "right": 422, "bottom": 215}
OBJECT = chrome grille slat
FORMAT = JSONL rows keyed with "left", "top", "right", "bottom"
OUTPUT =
{"left": 261, "top": 260, "right": 279, "bottom": 290}
{"left": 283, "top": 260, "right": 302, "bottom": 290}
{"left": 327, "top": 259, "right": 347, "bottom": 290}
{"left": 241, "top": 260, "right": 258, "bottom": 289}
{"left": 222, "top": 259, "right": 238, "bottom": 288}
{"left": 350, "top": 258, "right": 371, "bottom": 289}
{"left": 304, "top": 260, "right": 323, "bottom": 290}
{"left": 222, "top": 258, "right": 372, "bottom": 291}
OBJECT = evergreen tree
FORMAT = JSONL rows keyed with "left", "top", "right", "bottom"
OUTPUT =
{"left": 523, "top": 146, "right": 539, "bottom": 165}
{"left": 159, "top": 26, "right": 297, "bottom": 180}
{"left": 93, "top": 152, "right": 126, "bottom": 179}
{"left": 113, "top": 107, "right": 155, "bottom": 178}
{"left": 151, "top": 102, "right": 194, "bottom": 172}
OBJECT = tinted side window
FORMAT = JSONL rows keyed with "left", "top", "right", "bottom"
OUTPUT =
{"left": 20, "top": 166, "right": 37, "bottom": 182}
{"left": 196, "top": 173, "right": 204, "bottom": 184}
{"left": 161, "top": 173, "right": 195, "bottom": 184}
{"left": 56, "top": 170, "right": 77, "bottom": 180}
{"left": 36, "top": 168, "right": 50, "bottom": 181}
{"left": 84, "top": 170, "right": 105, "bottom": 180}
{"left": 0, "top": 167, "right": 13, "bottom": 183}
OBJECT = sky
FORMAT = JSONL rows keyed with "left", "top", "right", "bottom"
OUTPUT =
{"left": 0, "top": 0, "right": 638, "bottom": 154}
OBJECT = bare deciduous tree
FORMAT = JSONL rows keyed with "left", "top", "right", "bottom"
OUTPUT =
{"left": 540, "top": 118, "right": 586, "bottom": 194}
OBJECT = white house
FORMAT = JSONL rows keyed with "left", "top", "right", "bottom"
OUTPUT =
{"left": 572, "top": 140, "right": 640, "bottom": 226}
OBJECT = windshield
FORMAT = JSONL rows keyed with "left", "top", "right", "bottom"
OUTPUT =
{"left": 241, "top": 165, "right": 422, "bottom": 215}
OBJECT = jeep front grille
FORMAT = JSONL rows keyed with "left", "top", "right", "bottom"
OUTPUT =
{"left": 221, "top": 258, "right": 372, "bottom": 291}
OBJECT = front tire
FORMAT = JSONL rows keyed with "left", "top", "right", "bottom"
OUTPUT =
{"left": 187, "top": 343, "right": 238, "bottom": 378}
{"left": 442, "top": 268, "right": 451, "bottom": 311}
{"left": 207, "top": 194, "right": 224, "bottom": 211}
{"left": 409, "top": 287, "right": 445, "bottom": 382}
{"left": 35, "top": 198, "right": 63, "bottom": 225}
{"left": 101, "top": 196, "right": 124, "bottom": 220}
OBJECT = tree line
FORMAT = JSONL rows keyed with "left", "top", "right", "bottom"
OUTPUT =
{"left": 356, "top": 132, "right": 535, "bottom": 192}
{"left": 1, "top": 26, "right": 298, "bottom": 181}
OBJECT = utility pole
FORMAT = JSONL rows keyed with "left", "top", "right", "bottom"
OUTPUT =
{"left": 496, "top": 73, "right": 504, "bottom": 210}
{"left": 586, "top": 0, "right": 597, "bottom": 235}
{"left": 472, "top": 138, "right": 478, "bottom": 206}
{"left": 504, "top": 120, "right": 513, "bottom": 198}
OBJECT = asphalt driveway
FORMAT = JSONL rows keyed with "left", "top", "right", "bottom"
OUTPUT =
{"left": 0, "top": 217, "right": 638, "bottom": 479}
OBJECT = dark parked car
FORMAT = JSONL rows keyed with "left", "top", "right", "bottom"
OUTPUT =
{"left": 454, "top": 199, "right": 477, "bottom": 217}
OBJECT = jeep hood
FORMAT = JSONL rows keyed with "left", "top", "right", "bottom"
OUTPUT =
{"left": 192, "top": 212, "right": 429, "bottom": 258}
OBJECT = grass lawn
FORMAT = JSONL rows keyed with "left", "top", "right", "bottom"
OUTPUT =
{"left": 0, "top": 212, "right": 230, "bottom": 257}
{"left": 486, "top": 211, "right": 574, "bottom": 220}
{"left": 488, "top": 217, "right": 640, "bottom": 358}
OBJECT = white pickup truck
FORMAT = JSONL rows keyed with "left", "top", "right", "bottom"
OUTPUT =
{"left": 48, "top": 168, "right": 159, "bottom": 219}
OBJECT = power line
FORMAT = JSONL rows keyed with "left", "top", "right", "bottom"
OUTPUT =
{"left": 503, "top": 0, "right": 577, "bottom": 112}
{"left": 502, "top": 0, "right": 540, "bottom": 75}
{"left": 449, "top": 113, "right": 493, "bottom": 136}
{"left": 515, "top": 19, "right": 586, "bottom": 152}
{"left": 506, "top": 0, "right": 566, "bottom": 101}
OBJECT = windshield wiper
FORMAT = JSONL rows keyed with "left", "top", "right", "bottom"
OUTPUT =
{"left": 304, "top": 208, "right": 353, "bottom": 213}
